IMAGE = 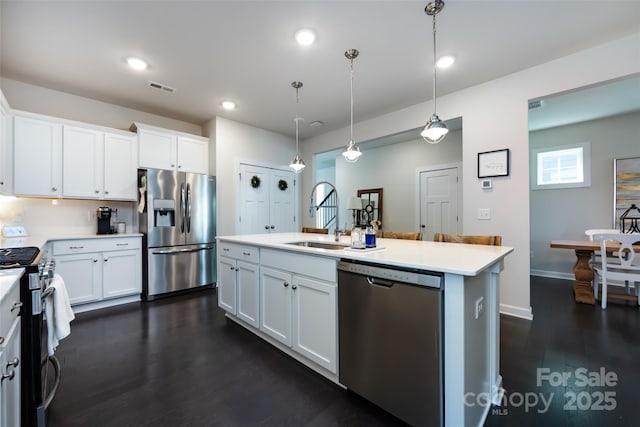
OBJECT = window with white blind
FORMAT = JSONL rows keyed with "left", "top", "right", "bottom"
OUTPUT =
{"left": 531, "top": 142, "right": 591, "bottom": 190}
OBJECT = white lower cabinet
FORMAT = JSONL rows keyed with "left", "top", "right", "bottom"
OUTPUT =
{"left": 0, "top": 276, "right": 21, "bottom": 427}
{"left": 217, "top": 244, "right": 338, "bottom": 375}
{"left": 259, "top": 249, "right": 338, "bottom": 374}
{"left": 217, "top": 243, "right": 260, "bottom": 328}
{"left": 52, "top": 237, "right": 142, "bottom": 308}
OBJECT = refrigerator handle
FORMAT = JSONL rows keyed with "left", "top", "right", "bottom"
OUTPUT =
{"left": 180, "top": 182, "right": 186, "bottom": 233}
{"left": 186, "top": 182, "right": 192, "bottom": 233}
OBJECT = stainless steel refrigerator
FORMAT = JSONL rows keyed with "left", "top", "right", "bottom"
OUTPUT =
{"left": 138, "top": 168, "right": 216, "bottom": 300}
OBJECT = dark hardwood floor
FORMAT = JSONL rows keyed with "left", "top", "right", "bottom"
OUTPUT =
{"left": 46, "top": 276, "right": 639, "bottom": 427}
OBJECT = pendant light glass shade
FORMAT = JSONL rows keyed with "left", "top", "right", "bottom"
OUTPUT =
{"left": 342, "top": 49, "right": 362, "bottom": 163}
{"left": 289, "top": 81, "right": 306, "bottom": 174}
{"left": 422, "top": 1, "right": 448, "bottom": 144}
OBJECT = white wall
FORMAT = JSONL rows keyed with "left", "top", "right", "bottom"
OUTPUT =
{"left": 530, "top": 111, "right": 640, "bottom": 278}
{"left": 0, "top": 196, "right": 135, "bottom": 237}
{"left": 207, "top": 116, "right": 296, "bottom": 237}
{"left": 329, "top": 128, "right": 462, "bottom": 233}
{"left": 1, "top": 78, "right": 201, "bottom": 134}
{"left": 302, "top": 32, "right": 640, "bottom": 320}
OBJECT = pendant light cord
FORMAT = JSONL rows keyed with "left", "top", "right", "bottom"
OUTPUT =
{"left": 350, "top": 57, "right": 354, "bottom": 142}
{"left": 432, "top": 12, "right": 438, "bottom": 115}
{"left": 295, "top": 86, "right": 300, "bottom": 152}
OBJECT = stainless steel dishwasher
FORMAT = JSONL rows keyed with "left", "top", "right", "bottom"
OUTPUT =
{"left": 338, "top": 260, "right": 443, "bottom": 427}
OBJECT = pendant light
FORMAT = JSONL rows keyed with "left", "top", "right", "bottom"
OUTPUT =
{"left": 342, "top": 49, "right": 362, "bottom": 163}
{"left": 289, "top": 81, "right": 306, "bottom": 173}
{"left": 420, "top": 0, "right": 449, "bottom": 144}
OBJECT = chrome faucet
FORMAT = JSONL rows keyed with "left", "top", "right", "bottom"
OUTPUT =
{"left": 309, "top": 181, "right": 342, "bottom": 241}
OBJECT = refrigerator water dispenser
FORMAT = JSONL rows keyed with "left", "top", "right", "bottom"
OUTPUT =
{"left": 153, "top": 199, "right": 176, "bottom": 227}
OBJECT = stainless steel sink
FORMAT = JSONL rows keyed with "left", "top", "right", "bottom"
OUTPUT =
{"left": 286, "top": 241, "right": 349, "bottom": 250}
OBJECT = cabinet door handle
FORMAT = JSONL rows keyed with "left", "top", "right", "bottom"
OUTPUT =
{"left": 10, "top": 302, "right": 23, "bottom": 312}
{"left": 222, "top": 248, "right": 230, "bottom": 252}
{"left": 270, "top": 225, "right": 275, "bottom": 229}
{"left": 95, "top": 190, "right": 100, "bottom": 194}
{"left": 69, "top": 246, "right": 84, "bottom": 250}
{"left": 235, "top": 267, "right": 239, "bottom": 272}
{"left": 264, "top": 225, "right": 269, "bottom": 230}
{"left": 105, "top": 191, "right": 109, "bottom": 195}
{"left": 116, "top": 243, "right": 129, "bottom": 246}
{"left": 2, "top": 369, "right": 15, "bottom": 382}
{"left": 104, "top": 258, "right": 109, "bottom": 262}
{"left": 94, "top": 259, "right": 98, "bottom": 263}
{"left": 292, "top": 284, "right": 297, "bottom": 290}
{"left": 51, "top": 187, "right": 57, "bottom": 192}
{"left": 229, "top": 266, "right": 235, "bottom": 271}
{"left": 242, "top": 252, "right": 251, "bottom": 256}
{"left": 171, "top": 164, "right": 176, "bottom": 168}
{"left": 283, "top": 282, "right": 289, "bottom": 287}
{"left": 6, "top": 358, "right": 19, "bottom": 369}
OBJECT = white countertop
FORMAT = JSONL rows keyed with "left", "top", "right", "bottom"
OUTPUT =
{"left": 217, "top": 232, "right": 513, "bottom": 276}
{"left": 0, "top": 233, "right": 143, "bottom": 251}
{"left": 0, "top": 268, "right": 23, "bottom": 304}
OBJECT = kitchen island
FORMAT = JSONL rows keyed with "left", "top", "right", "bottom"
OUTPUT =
{"left": 216, "top": 232, "right": 513, "bottom": 427}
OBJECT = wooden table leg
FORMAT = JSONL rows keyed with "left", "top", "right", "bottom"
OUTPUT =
{"left": 573, "top": 249, "right": 595, "bottom": 305}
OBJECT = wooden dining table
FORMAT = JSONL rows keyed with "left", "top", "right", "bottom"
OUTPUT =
{"left": 550, "top": 239, "right": 640, "bottom": 305}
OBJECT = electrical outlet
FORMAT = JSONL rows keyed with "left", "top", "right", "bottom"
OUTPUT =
{"left": 475, "top": 297, "right": 484, "bottom": 319}
{"left": 478, "top": 208, "right": 491, "bottom": 220}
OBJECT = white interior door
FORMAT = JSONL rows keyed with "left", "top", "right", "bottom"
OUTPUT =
{"left": 269, "top": 169, "right": 295, "bottom": 233}
{"left": 239, "top": 164, "right": 296, "bottom": 234}
{"left": 419, "top": 166, "right": 459, "bottom": 240}
{"left": 239, "top": 164, "right": 270, "bottom": 234}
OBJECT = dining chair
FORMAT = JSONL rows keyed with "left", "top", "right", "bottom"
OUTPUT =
{"left": 592, "top": 232, "right": 640, "bottom": 309}
{"left": 301, "top": 227, "right": 329, "bottom": 234}
{"left": 377, "top": 231, "right": 423, "bottom": 241}
{"left": 433, "top": 233, "right": 502, "bottom": 246}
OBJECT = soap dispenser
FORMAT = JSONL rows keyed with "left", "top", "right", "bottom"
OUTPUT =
{"left": 365, "top": 225, "right": 376, "bottom": 248}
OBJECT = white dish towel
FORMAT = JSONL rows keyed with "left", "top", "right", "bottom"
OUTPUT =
{"left": 44, "top": 274, "right": 75, "bottom": 356}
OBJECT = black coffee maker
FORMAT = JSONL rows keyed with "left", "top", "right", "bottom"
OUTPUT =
{"left": 97, "top": 207, "right": 112, "bottom": 234}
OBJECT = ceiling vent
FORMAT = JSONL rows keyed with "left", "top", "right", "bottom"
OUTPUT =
{"left": 147, "top": 81, "right": 175, "bottom": 93}
{"left": 528, "top": 99, "right": 544, "bottom": 110}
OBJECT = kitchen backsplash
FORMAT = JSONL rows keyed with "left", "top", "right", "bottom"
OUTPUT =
{"left": 0, "top": 196, "right": 135, "bottom": 237}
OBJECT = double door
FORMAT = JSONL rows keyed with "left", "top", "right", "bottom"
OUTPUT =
{"left": 260, "top": 267, "right": 337, "bottom": 373}
{"left": 239, "top": 164, "right": 295, "bottom": 234}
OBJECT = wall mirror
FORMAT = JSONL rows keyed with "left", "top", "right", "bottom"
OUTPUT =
{"left": 357, "top": 188, "right": 383, "bottom": 227}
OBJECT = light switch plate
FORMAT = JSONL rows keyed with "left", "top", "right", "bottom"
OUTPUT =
{"left": 1, "top": 226, "right": 28, "bottom": 237}
{"left": 478, "top": 208, "right": 491, "bottom": 220}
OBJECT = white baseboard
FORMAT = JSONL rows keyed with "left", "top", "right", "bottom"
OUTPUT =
{"left": 530, "top": 269, "right": 574, "bottom": 281}
{"left": 499, "top": 303, "right": 533, "bottom": 320}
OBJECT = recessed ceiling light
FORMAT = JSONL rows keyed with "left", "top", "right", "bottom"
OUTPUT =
{"left": 221, "top": 101, "right": 236, "bottom": 110}
{"left": 436, "top": 55, "right": 455, "bottom": 69}
{"left": 295, "top": 29, "right": 316, "bottom": 46}
{"left": 126, "top": 57, "right": 148, "bottom": 71}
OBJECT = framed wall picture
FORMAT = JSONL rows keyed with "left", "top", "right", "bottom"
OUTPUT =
{"left": 478, "top": 149, "right": 510, "bottom": 178}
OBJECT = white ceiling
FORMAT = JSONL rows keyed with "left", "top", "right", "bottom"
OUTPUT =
{"left": 1, "top": 1, "right": 639, "bottom": 139}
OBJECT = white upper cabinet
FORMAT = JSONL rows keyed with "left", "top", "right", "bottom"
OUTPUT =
{"left": 0, "top": 92, "right": 12, "bottom": 195}
{"left": 103, "top": 132, "right": 137, "bottom": 200}
{"left": 132, "top": 123, "right": 209, "bottom": 174}
{"left": 13, "top": 112, "right": 137, "bottom": 200}
{"left": 62, "top": 125, "right": 104, "bottom": 199}
{"left": 13, "top": 115, "right": 62, "bottom": 198}
{"left": 62, "top": 126, "right": 136, "bottom": 200}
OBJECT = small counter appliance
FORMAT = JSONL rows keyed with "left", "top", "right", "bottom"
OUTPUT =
{"left": 97, "top": 207, "right": 112, "bottom": 234}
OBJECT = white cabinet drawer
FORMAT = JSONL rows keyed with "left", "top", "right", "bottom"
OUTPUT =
{"left": 52, "top": 237, "right": 141, "bottom": 255}
{"left": 261, "top": 249, "right": 337, "bottom": 283}
{"left": 219, "top": 242, "right": 259, "bottom": 264}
